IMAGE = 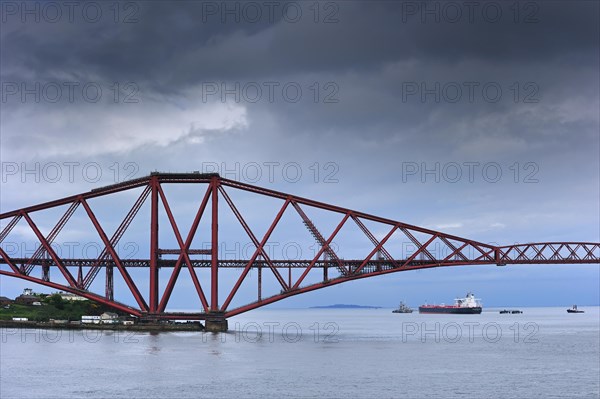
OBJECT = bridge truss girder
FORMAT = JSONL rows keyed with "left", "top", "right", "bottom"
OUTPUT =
{"left": 1, "top": 173, "right": 598, "bottom": 320}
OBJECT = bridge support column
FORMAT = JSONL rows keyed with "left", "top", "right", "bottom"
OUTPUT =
{"left": 149, "top": 177, "right": 159, "bottom": 312}
{"left": 211, "top": 177, "right": 219, "bottom": 311}
{"left": 106, "top": 265, "right": 113, "bottom": 301}
{"left": 258, "top": 265, "right": 262, "bottom": 301}
{"left": 42, "top": 262, "right": 49, "bottom": 282}
{"left": 204, "top": 313, "right": 228, "bottom": 332}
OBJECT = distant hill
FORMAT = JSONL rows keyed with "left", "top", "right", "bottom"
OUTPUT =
{"left": 309, "top": 304, "right": 382, "bottom": 309}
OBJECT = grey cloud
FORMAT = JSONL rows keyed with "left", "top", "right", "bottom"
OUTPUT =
{"left": 2, "top": 1, "right": 598, "bottom": 92}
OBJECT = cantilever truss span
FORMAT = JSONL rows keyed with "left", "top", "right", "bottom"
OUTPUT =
{"left": 1, "top": 173, "right": 598, "bottom": 320}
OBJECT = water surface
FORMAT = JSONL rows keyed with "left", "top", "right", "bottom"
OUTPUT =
{"left": 1, "top": 307, "right": 598, "bottom": 398}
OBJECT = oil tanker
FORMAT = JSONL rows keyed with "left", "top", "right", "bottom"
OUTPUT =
{"left": 418, "top": 293, "right": 482, "bottom": 314}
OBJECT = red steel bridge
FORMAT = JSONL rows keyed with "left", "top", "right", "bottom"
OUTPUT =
{"left": 1, "top": 173, "right": 599, "bottom": 330}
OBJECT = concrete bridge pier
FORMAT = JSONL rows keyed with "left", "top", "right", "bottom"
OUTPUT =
{"left": 204, "top": 313, "right": 228, "bottom": 332}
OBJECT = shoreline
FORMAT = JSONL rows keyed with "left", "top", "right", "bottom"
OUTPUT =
{"left": 0, "top": 320, "right": 204, "bottom": 332}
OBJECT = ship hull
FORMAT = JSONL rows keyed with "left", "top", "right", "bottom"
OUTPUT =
{"left": 418, "top": 306, "right": 482, "bottom": 314}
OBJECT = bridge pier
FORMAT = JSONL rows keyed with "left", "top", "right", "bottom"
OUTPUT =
{"left": 204, "top": 313, "right": 228, "bottom": 332}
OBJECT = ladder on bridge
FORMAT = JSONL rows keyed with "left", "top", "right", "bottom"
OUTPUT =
{"left": 291, "top": 202, "right": 347, "bottom": 276}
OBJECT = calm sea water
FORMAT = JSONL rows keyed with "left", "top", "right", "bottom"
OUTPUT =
{"left": 1, "top": 307, "right": 598, "bottom": 399}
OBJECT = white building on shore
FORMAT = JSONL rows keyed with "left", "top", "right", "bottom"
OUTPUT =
{"left": 81, "top": 313, "right": 121, "bottom": 324}
{"left": 100, "top": 312, "right": 119, "bottom": 324}
{"left": 81, "top": 315, "right": 101, "bottom": 324}
{"left": 56, "top": 292, "right": 87, "bottom": 301}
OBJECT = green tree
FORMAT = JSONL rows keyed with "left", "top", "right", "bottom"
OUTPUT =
{"left": 48, "top": 294, "right": 65, "bottom": 310}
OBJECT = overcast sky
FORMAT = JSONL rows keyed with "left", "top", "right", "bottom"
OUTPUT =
{"left": 1, "top": 1, "right": 598, "bottom": 309}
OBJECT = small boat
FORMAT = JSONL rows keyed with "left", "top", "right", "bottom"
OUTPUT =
{"left": 418, "top": 293, "right": 482, "bottom": 314}
{"left": 500, "top": 309, "right": 523, "bottom": 314}
{"left": 567, "top": 305, "right": 584, "bottom": 313}
{"left": 392, "top": 302, "right": 413, "bottom": 313}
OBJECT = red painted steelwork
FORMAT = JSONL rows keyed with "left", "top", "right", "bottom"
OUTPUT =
{"left": 149, "top": 177, "right": 159, "bottom": 312}
{"left": 0, "top": 173, "right": 598, "bottom": 321}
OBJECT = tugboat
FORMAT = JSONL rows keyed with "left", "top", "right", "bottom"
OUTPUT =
{"left": 419, "top": 293, "right": 482, "bottom": 314}
{"left": 392, "top": 302, "right": 413, "bottom": 313}
{"left": 567, "top": 305, "right": 584, "bottom": 313}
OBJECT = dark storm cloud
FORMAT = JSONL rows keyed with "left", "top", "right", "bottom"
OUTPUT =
{"left": 1, "top": 0, "right": 597, "bottom": 167}
{"left": 1, "top": 1, "right": 598, "bottom": 92}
